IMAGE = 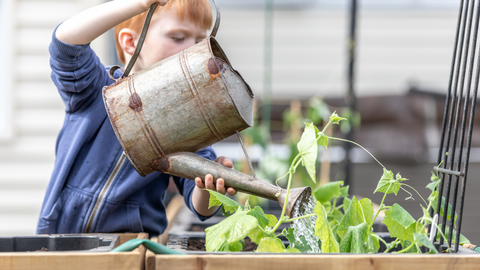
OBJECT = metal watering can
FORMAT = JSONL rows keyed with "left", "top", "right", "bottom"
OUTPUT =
{"left": 102, "top": 1, "right": 310, "bottom": 217}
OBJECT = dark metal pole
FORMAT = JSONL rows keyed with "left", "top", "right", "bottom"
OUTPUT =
{"left": 344, "top": 0, "right": 357, "bottom": 187}
{"left": 263, "top": 0, "right": 273, "bottom": 132}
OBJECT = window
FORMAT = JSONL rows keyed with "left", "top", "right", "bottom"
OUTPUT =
{"left": 0, "top": 0, "right": 13, "bottom": 140}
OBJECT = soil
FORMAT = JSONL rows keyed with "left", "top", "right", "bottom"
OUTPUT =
{"left": 187, "top": 238, "right": 258, "bottom": 251}
{"left": 189, "top": 225, "right": 205, "bottom": 232}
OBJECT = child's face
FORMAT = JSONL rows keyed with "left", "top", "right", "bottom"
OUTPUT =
{"left": 134, "top": 8, "right": 208, "bottom": 71}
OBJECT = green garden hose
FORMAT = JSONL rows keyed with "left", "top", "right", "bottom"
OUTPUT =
{"left": 111, "top": 239, "right": 185, "bottom": 255}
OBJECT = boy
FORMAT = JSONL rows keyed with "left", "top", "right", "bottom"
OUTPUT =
{"left": 37, "top": 0, "right": 236, "bottom": 236}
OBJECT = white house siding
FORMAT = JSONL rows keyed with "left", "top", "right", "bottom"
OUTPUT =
{"left": 0, "top": 0, "right": 109, "bottom": 236}
{"left": 1, "top": 0, "right": 477, "bottom": 243}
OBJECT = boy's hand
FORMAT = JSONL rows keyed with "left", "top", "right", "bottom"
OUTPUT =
{"left": 140, "top": 0, "right": 169, "bottom": 10}
{"left": 194, "top": 156, "right": 237, "bottom": 196}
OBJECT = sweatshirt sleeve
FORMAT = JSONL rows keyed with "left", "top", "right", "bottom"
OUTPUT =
{"left": 49, "top": 26, "right": 112, "bottom": 113}
{"left": 172, "top": 146, "right": 219, "bottom": 221}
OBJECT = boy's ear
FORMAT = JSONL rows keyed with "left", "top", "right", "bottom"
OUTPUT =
{"left": 118, "top": 29, "right": 139, "bottom": 57}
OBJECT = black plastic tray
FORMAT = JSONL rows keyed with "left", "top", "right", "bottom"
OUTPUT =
{"left": 0, "top": 234, "right": 118, "bottom": 252}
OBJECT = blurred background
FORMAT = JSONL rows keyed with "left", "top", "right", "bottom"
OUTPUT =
{"left": 1, "top": 0, "right": 479, "bottom": 245}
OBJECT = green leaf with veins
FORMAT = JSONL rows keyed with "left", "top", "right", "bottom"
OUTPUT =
{"left": 339, "top": 222, "right": 369, "bottom": 253}
{"left": 329, "top": 112, "right": 347, "bottom": 124}
{"left": 313, "top": 181, "right": 344, "bottom": 204}
{"left": 366, "top": 232, "right": 380, "bottom": 253}
{"left": 256, "top": 237, "right": 285, "bottom": 253}
{"left": 382, "top": 204, "right": 419, "bottom": 242}
{"left": 297, "top": 122, "right": 318, "bottom": 183}
{"left": 249, "top": 206, "right": 270, "bottom": 228}
{"left": 206, "top": 189, "right": 243, "bottom": 215}
{"left": 205, "top": 207, "right": 257, "bottom": 251}
{"left": 374, "top": 168, "right": 408, "bottom": 195}
{"left": 343, "top": 197, "right": 351, "bottom": 212}
{"left": 314, "top": 202, "right": 340, "bottom": 253}
{"left": 413, "top": 233, "right": 438, "bottom": 253}
{"left": 337, "top": 197, "right": 374, "bottom": 239}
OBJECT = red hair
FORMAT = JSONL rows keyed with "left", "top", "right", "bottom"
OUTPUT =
{"left": 114, "top": 0, "right": 212, "bottom": 64}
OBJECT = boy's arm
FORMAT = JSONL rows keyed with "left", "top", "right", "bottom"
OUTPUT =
{"left": 56, "top": 0, "right": 168, "bottom": 45}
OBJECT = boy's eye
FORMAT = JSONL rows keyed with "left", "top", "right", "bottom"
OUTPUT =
{"left": 172, "top": 36, "right": 185, "bottom": 42}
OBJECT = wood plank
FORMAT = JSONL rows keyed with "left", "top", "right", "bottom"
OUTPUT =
{"left": 0, "top": 233, "right": 148, "bottom": 270}
{"left": 155, "top": 254, "right": 480, "bottom": 270}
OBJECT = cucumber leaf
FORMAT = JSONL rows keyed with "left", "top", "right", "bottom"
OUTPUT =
{"left": 374, "top": 169, "right": 408, "bottom": 195}
{"left": 206, "top": 189, "right": 243, "bottom": 215}
{"left": 337, "top": 197, "right": 373, "bottom": 239}
{"left": 339, "top": 222, "right": 369, "bottom": 253}
{"left": 205, "top": 207, "right": 257, "bottom": 251}
{"left": 314, "top": 202, "right": 340, "bottom": 253}
{"left": 256, "top": 237, "right": 285, "bottom": 253}
{"left": 297, "top": 122, "right": 319, "bottom": 183}
{"left": 313, "top": 181, "right": 344, "bottom": 204}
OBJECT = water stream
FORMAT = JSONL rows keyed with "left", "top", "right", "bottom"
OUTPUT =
{"left": 291, "top": 194, "right": 321, "bottom": 253}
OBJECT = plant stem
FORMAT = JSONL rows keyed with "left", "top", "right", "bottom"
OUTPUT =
{"left": 272, "top": 154, "right": 302, "bottom": 232}
{"left": 383, "top": 238, "right": 399, "bottom": 253}
{"left": 396, "top": 240, "right": 417, "bottom": 253}
{"left": 368, "top": 183, "right": 391, "bottom": 230}
{"left": 402, "top": 183, "right": 428, "bottom": 206}
{"left": 283, "top": 213, "right": 316, "bottom": 223}
{"left": 327, "top": 136, "right": 385, "bottom": 169}
{"left": 330, "top": 197, "right": 338, "bottom": 214}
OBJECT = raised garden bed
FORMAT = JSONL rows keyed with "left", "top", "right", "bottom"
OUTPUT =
{"left": 0, "top": 233, "right": 148, "bottom": 270}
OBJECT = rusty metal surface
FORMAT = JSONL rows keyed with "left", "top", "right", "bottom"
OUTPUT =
{"left": 154, "top": 152, "right": 309, "bottom": 217}
{"left": 103, "top": 37, "right": 254, "bottom": 176}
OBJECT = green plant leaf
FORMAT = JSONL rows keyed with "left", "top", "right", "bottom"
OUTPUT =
{"left": 265, "top": 214, "right": 278, "bottom": 227}
{"left": 343, "top": 197, "right": 352, "bottom": 212}
{"left": 205, "top": 208, "right": 258, "bottom": 251}
{"left": 317, "top": 134, "right": 329, "bottom": 148}
{"left": 366, "top": 232, "right": 380, "bottom": 253}
{"left": 314, "top": 202, "right": 339, "bottom": 253}
{"left": 282, "top": 228, "right": 296, "bottom": 246}
{"left": 256, "top": 237, "right": 285, "bottom": 253}
{"left": 217, "top": 240, "right": 244, "bottom": 252}
{"left": 329, "top": 208, "right": 344, "bottom": 223}
{"left": 382, "top": 204, "right": 419, "bottom": 242}
{"left": 249, "top": 206, "right": 270, "bottom": 228}
{"left": 206, "top": 189, "right": 243, "bottom": 214}
{"left": 313, "top": 181, "right": 344, "bottom": 204}
{"left": 337, "top": 197, "right": 373, "bottom": 239}
{"left": 285, "top": 247, "right": 301, "bottom": 253}
{"left": 297, "top": 122, "right": 318, "bottom": 183}
{"left": 314, "top": 202, "right": 340, "bottom": 253}
{"left": 435, "top": 224, "right": 471, "bottom": 245}
{"left": 339, "top": 222, "right": 369, "bottom": 253}
{"left": 329, "top": 112, "right": 347, "bottom": 124}
{"left": 413, "top": 233, "right": 438, "bottom": 253}
{"left": 374, "top": 168, "right": 408, "bottom": 195}
{"left": 339, "top": 186, "right": 350, "bottom": 197}
{"left": 359, "top": 198, "right": 374, "bottom": 225}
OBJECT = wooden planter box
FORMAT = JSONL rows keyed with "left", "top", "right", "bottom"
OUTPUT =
{"left": 145, "top": 201, "right": 480, "bottom": 270}
{"left": 150, "top": 253, "right": 480, "bottom": 270}
{"left": 0, "top": 233, "right": 148, "bottom": 270}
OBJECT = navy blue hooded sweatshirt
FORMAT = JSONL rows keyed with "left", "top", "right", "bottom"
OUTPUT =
{"left": 36, "top": 29, "right": 215, "bottom": 236}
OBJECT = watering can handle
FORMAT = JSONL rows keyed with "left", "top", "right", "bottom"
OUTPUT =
{"left": 210, "top": 0, "right": 220, "bottom": 38}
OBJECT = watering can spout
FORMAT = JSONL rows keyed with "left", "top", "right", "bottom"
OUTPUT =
{"left": 152, "top": 152, "right": 311, "bottom": 217}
